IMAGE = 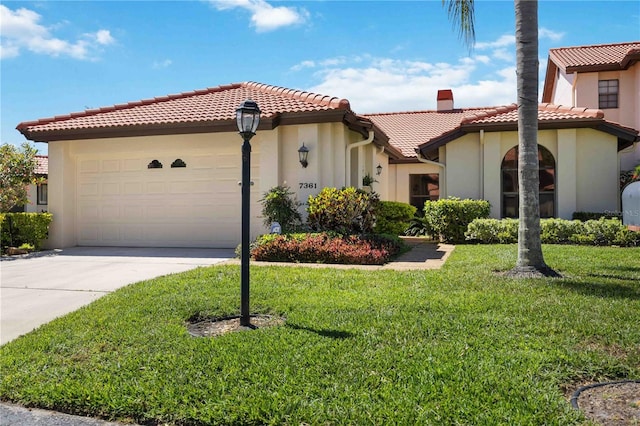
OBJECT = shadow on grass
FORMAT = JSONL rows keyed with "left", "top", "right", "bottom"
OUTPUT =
{"left": 286, "top": 323, "right": 354, "bottom": 339}
{"left": 554, "top": 280, "right": 640, "bottom": 300}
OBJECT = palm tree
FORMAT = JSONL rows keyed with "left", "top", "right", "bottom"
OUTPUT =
{"left": 444, "top": 0, "right": 558, "bottom": 277}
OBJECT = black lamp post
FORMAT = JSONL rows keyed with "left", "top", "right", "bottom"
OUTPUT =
{"left": 236, "top": 99, "right": 261, "bottom": 327}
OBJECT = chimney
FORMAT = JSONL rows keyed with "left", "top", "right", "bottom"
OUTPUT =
{"left": 437, "top": 89, "right": 454, "bottom": 111}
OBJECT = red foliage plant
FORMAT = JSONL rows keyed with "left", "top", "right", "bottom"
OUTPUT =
{"left": 251, "top": 233, "right": 402, "bottom": 265}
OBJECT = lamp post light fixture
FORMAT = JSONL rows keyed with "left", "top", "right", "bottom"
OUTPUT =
{"left": 298, "top": 143, "right": 309, "bottom": 168}
{"left": 376, "top": 163, "right": 383, "bottom": 176}
{"left": 236, "top": 99, "right": 261, "bottom": 327}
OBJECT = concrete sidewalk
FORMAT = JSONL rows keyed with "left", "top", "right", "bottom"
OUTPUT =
{"left": 1, "top": 247, "right": 234, "bottom": 345}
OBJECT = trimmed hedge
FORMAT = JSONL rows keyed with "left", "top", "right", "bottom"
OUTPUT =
{"left": 251, "top": 232, "right": 406, "bottom": 265}
{"left": 465, "top": 217, "right": 639, "bottom": 247}
{"left": 1, "top": 212, "right": 53, "bottom": 250}
{"left": 423, "top": 197, "right": 491, "bottom": 243}
{"left": 307, "top": 187, "right": 378, "bottom": 235}
{"left": 373, "top": 201, "right": 416, "bottom": 236}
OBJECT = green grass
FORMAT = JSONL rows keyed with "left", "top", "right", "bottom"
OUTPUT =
{"left": 1, "top": 245, "right": 639, "bottom": 425}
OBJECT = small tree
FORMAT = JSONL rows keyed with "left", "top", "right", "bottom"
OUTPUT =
{"left": 260, "top": 185, "right": 302, "bottom": 233}
{"left": 0, "top": 143, "right": 40, "bottom": 212}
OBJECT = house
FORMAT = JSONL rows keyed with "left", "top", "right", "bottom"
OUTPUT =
{"left": 17, "top": 79, "right": 638, "bottom": 249}
{"left": 17, "top": 82, "right": 401, "bottom": 248}
{"left": 12, "top": 155, "right": 48, "bottom": 213}
{"left": 368, "top": 95, "right": 638, "bottom": 220}
{"left": 542, "top": 41, "right": 640, "bottom": 171}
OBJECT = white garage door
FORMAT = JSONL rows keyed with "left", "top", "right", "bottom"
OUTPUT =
{"left": 76, "top": 150, "right": 260, "bottom": 248}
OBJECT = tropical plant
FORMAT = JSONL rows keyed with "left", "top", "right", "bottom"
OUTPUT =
{"left": 443, "top": 0, "right": 557, "bottom": 276}
{"left": 0, "top": 143, "right": 40, "bottom": 212}
{"left": 259, "top": 185, "right": 302, "bottom": 233}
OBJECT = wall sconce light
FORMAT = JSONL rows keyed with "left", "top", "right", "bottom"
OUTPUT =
{"left": 298, "top": 143, "right": 309, "bottom": 168}
{"left": 376, "top": 163, "right": 383, "bottom": 176}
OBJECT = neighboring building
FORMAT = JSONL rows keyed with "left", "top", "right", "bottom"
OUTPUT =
{"left": 17, "top": 78, "right": 639, "bottom": 249}
{"left": 542, "top": 41, "right": 640, "bottom": 170}
{"left": 12, "top": 155, "right": 48, "bottom": 213}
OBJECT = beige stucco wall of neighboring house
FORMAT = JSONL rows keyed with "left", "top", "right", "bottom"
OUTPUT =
{"left": 551, "top": 69, "right": 575, "bottom": 106}
{"left": 575, "top": 128, "right": 619, "bottom": 214}
{"left": 24, "top": 184, "right": 47, "bottom": 213}
{"left": 566, "top": 64, "right": 640, "bottom": 171}
{"left": 444, "top": 133, "right": 481, "bottom": 200}
{"left": 438, "top": 128, "right": 619, "bottom": 220}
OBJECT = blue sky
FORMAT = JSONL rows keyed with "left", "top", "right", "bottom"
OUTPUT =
{"left": 1, "top": 0, "right": 639, "bottom": 153}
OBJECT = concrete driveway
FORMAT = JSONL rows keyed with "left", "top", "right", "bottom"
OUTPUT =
{"left": 0, "top": 247, "right": 234, "bottom": 345}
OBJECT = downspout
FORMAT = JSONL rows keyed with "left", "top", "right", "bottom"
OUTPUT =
{"left": 346, "top": 130, "right": 374, "bottom": 187}
{"left": 479, "top": 129, "right": 485, "bottom": 199}
{"left": 416, "top": 151, "right": 447, "bottom": 199}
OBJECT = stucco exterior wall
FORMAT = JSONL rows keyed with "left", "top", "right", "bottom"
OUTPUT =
{"left": 439, "top": 128, "right": 618, "bottom": 220}
{"left": 575, "top": 128, "right": 619, "bottom": 214}
{"left": 392, "top": 162, "right": 441, "bottom": 206}
{"left": 44, "top": 122, "right": 380, "bottom": 248}
{"left": 551, "top": 69, "right": 575, "bottom": 106}
{"left": 563, "top": 65, "right": 640, "bottom": 171}
{"left": 445, "top": 133, "right": 481, "bottom": 200}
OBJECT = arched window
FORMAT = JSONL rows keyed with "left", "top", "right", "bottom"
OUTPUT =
{"left": 501, "top": 145, "right": 555, "bottom": 218}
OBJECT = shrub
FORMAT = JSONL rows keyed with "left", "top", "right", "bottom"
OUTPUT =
{"left": 1, "top": 212, "right": 52, "bottom": 250}
{"left": 569, "top": 217, "right": 639, "bottom": 247}
{"left": 423, "top": 197, "right": 490, "bottom": 243}
{"left": 541, "top": 218, "right": 584, "bottom": 244}
{"left": 307, "top": 187, "right": 379, "bottom": 235}
{"left": 465, "top": 217, "right": 639, "bottom": 247}
{"left": 251, "top": 232, "right": 406, "bottom": 265}
{"left": 465, "top": 218, "right": 518, "bottom": 243}
{"left": 260, "top": 185, "right": 302, "bottom": 233}
{"left": 374, "top": 201, "right": 416, "bottom": 235}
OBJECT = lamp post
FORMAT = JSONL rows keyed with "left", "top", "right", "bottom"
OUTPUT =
{"left": 236, "top": 99, "right": 261, "bottom": 327}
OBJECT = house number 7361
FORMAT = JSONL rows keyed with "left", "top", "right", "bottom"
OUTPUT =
{"left": 299, "top": 182, "right": 317, "bottom": 189}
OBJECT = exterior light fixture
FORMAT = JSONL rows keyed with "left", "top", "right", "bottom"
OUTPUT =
{"left": 376, "top": 163, "right": 383, "bottom": 176}
{"left": 235, "top": 99, "right": 261, "bottom": 327}
{"left": 298, "top": 143, "right": 309, "bottom": 168}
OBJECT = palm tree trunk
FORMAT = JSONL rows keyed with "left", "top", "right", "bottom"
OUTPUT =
{"left": 510, "top": 0, "right": 558, "bottom": 277}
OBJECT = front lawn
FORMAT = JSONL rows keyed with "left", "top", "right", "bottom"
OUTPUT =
{"left": 1, "top": 245, "right": 638, "bottom": 425}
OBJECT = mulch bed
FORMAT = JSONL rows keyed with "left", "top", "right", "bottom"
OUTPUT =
{"left": 573, "top": 381, "right": 640, "bottom": 425}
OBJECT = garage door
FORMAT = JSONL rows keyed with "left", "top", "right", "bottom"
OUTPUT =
{"left": 76, "top": 150, "right": 260, "bottom": 248}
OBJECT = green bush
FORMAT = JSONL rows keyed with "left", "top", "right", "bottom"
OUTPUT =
{"left": 541, "top": 218, "right": 583, "bottom": 244}
{"left": 465, "top": 218, "right": 518, "bottom": 243}
{"left": 374, "top": 201, "right": 416, "bottom": 235}
{"left": 465, "top": 217, "right": 639, "bottom": 247}
{"left": 423, "top": 197, "right": 490, "bottom": 243}
{"left": 260, "top": 185, "right": 302, "bottom": 233}
{"left": 250, "top": 232, "right": 406, "bottom": 265}
{"left": 1, "top": 212, "right": 52, "bottom": 250}
{"left": 307, "top": 187, "right": 379, "bottom": 235}
{"left": 570, "top": 217, "right": 639, "bottom": 247}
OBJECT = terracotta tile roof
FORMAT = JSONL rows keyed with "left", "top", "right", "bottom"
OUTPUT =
{"left": 17, "top": 81, "right": 352, "bottom": 136}
{"left": 369, "top": 104, "right": 638, "bottom": 159}
{"left": 365, "top": 108, "right": 498, "bottom": 158}
{"left": 548, "top": 41, "right": 640, "bottom": 73}
{"left": 462, "top": 103, "right": 604, "bottom": 124}
{"left": 35, "top": 155, "right": 48, "bottom": 175}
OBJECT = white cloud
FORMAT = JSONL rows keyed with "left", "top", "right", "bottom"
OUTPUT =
{"left": 539, "top": 27, "right": 565, "bottom": 42}
{"left": 152, "top": 59, "right": 173, "bottom": 69}
{"left": 208, "top": 0, "right": 308, "bottom": 32}
{"left": 476, "top": 34, "right": 515, "bottom": 50}
{"left": 300, "top": 55, "right": 517, "bottom": 113}
{"left": 0, "top": 5, "right": 115, "bottom": 60}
